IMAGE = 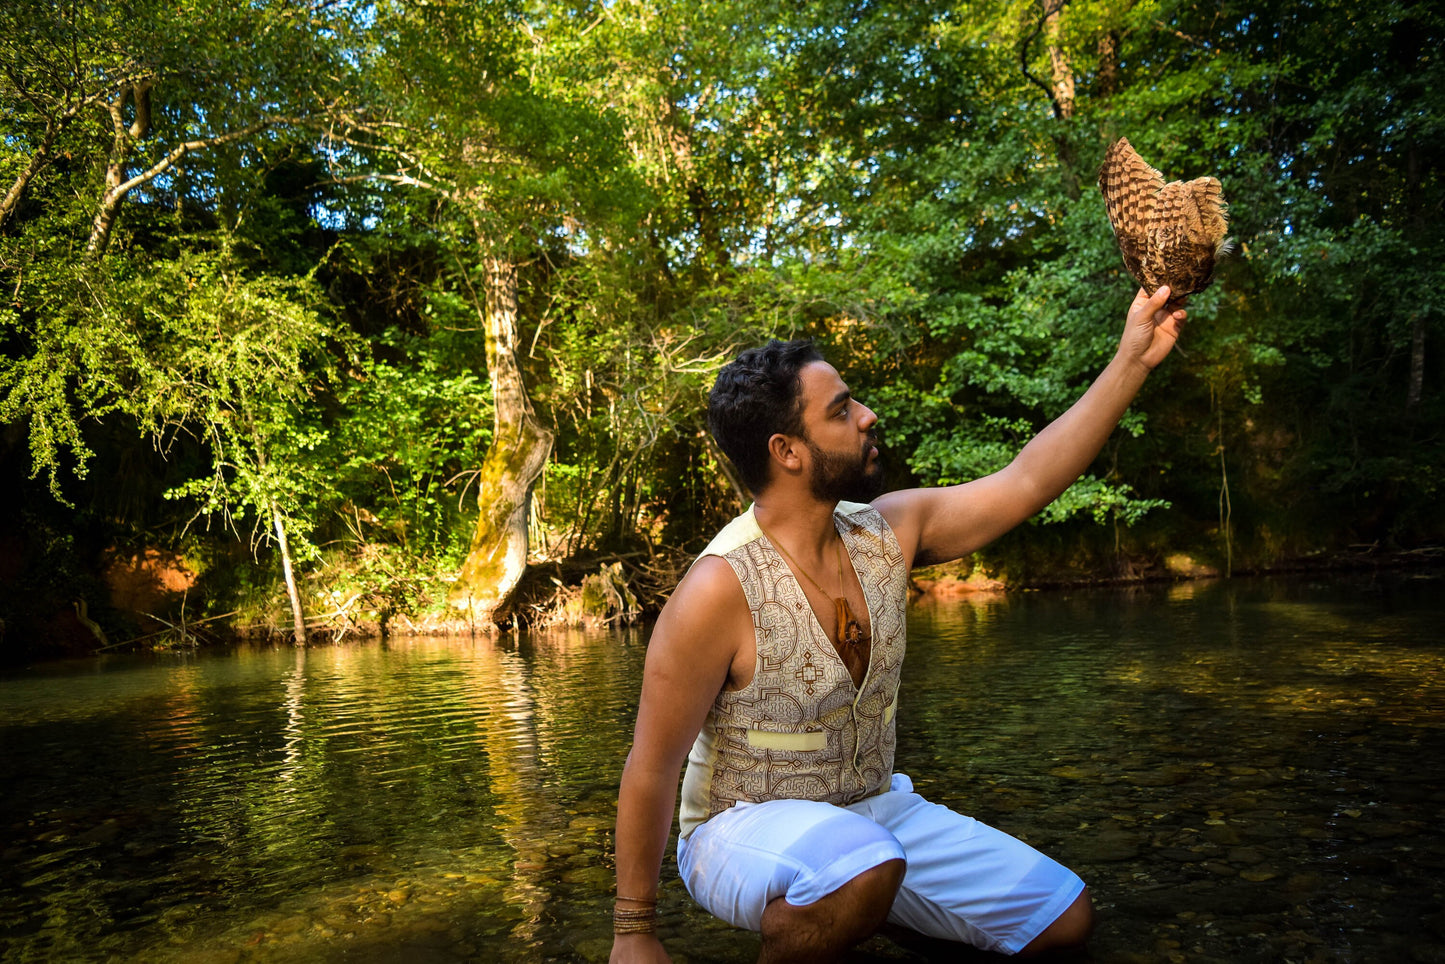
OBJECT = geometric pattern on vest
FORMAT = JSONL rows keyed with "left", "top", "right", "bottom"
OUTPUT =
{"left": 679, "top": 502, "right": 908, "bottom": 835}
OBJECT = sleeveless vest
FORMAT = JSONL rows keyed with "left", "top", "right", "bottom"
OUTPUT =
{"left": 678, "top": 501, "right": 909, "bottom": 839}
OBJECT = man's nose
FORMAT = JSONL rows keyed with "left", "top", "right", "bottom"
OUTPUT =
{"left": 858, "top": 404, "right": 878, "bottom": 430}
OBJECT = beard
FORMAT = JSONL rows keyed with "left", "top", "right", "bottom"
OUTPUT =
{"left": 805, "top": 431, "right": 885, "bottom": 504}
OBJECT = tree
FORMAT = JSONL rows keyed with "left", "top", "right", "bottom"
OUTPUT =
{"left": 1, "top": 0, "right": 360, "bottom": 641}
{"left": 325, "top": 0, "right": 650, "bottom": 625}
{"left": 149, "top": 249, "right": 348, "bottom": 645}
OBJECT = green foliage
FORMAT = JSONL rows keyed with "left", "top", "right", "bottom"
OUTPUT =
{"left": 326, "top": 325, "right": 494, "bottom": 565}
{"left": 3, "top": 0, "right": 1444, "bottom": 649}
{"left": 145, "top": 248, "right": 350, "bottom": 556}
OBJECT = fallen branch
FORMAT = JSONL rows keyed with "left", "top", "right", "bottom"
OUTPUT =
{"left": 98, "top": 609, "right": 239, "bottom": 651}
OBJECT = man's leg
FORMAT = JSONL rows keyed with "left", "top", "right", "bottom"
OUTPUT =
{"left": 1018, "top": 888, "right": 1093, "bottom": 957}
{"left": 854, "top": 775, "right": 1088, "bottom": 956}
{"left": 757, "top": 858, "right": 906, "bottom": 964}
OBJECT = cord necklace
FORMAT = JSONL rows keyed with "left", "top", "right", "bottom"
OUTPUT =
{"left": 756, "top": 517, "right": 865, "bottom": 648}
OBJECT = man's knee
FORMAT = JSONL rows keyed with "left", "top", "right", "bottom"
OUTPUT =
{"left": 1019, "top": 888, "right": 1093, "bottom": 956}
{"left": 760, "top": 857, "right": 906, "bottom": 947}
{"left": 775, "top": 857, "right": 906, "bottom": 923}
{"left": 758, "top": 858, "right": 907, "bottom": 961}
{"left": 851, "top": 857, "right": 907, "bottom": 917}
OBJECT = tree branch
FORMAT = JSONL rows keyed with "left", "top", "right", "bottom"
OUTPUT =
{"left": 112, "top": 119, "right": 280, "bottom": 199}
{"left": 1019, "top": 0, "right": 1069, "bottom": 120}
{"left": 84, "top": 116, "right": 292, "bottom": 261}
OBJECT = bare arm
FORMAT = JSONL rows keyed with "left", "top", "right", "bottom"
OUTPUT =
{"left": 878, "top": 286, "right": 1185, "bottom": 567}
{"left": 611, "top": 556, "right": 749, "bottom": 963}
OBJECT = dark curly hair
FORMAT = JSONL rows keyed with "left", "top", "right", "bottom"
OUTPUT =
{"left": 707, "top": 339, "right": 824, "bottom": 495}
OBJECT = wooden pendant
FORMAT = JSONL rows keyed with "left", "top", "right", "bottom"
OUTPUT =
{"left": 834, "top": 597, "right": 864, "bottom": 648}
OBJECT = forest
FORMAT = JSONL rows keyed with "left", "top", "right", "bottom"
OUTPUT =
{"left": 2, "top": 0, "right": 1441, "bottom": 661}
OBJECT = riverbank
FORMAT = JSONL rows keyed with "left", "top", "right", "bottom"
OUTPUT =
{"left": 954, "top": 543, "right": 1445, "bottom": 592}
{"left": 5, "top": 542, "right": 1442, "bottom": 667}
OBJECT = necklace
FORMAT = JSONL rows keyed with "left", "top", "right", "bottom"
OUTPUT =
{"left": 756, "top": 518, "right": 865, "bottom": 648}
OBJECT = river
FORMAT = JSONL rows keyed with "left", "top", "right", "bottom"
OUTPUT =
{"left": 2, "top": 572, "right": 1442, "bottom": 963}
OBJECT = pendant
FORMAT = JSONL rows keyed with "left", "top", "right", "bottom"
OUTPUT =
{"left": 834, "top": 597, "right": 864, "bottom": 647}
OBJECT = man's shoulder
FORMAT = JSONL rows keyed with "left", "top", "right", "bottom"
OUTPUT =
{"left": 655, "top": 554, "right": 750, "bottom": 650}
{"left": 663, "top": 506, "right": 758, "bottom": 629}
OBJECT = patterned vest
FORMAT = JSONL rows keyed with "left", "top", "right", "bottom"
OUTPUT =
{"left": 678, "top": 501, "right": 909, "bottom": 839}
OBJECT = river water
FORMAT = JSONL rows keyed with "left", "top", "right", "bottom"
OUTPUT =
{"left": 2, "top": 573, "right": 1442, "bottom": 963}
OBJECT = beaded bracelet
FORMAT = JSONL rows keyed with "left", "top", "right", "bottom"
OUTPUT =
{"left": 613, "top": 905, "right": 658, "bottom": 934}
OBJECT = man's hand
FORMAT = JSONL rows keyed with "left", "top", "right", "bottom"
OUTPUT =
{"left": 1120, "top": 285, "right": 1187, "bottom": 371}
{"left": 610, "top": 932, "right": 673, "bottom": 963}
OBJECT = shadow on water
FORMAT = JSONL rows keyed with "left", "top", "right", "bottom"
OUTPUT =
{"left": 1, "top": 573, "right": 1442, "bottom": 963}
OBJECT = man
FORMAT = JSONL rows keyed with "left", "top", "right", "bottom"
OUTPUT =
{"left": 611, "top": 287, "right": 1186, "bottom": 961}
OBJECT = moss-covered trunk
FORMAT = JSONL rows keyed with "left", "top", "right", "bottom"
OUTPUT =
{"left": 449, "top": 254, "right": 553, "bottom": 626}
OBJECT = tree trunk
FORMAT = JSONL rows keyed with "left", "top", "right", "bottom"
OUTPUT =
{"left": 0, "top": 128, "right": 56, "bottom": 231}
{"left": 85, "top": 80, "right": 151, "bottom": 261}
{"left": 1043, "top": 1, "right": 1082, "bottom": 200}
{"left": 1096, "top": 30, "right": 1120, "bottom": 100}
{"left": 82, "top": 79, "right": 270, "bottom": 262}
{"left": 0, "top": 67, "right": 125, "bottom": 231}
{"left": 272, "top": 500, "right": 308, "bottom": 646}
{"left": 1021, "top": 1, "right": 1081, "bottom": 199}
{"left": 449, "top": 254, "right": 554, "bottom": 627}
{"left": 1044, "top": 2, "right": 1075, "bottom": 120}
{"left": 1407, "top": 312, "right": 1425, "bottom": 414}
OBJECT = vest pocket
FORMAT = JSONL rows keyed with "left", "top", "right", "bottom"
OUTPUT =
{"left": 746, "top": 728, "right": 827, "bottom": 752}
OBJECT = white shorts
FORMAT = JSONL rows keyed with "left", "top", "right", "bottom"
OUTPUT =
{"left": 677, "top": 773, "right": 1085, "bottom": 955}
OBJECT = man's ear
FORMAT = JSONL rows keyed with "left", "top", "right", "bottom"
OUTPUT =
{"left": 767, "top": 433, "right": 805, "bottom": 475}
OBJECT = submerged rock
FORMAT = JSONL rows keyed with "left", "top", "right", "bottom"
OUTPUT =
{"left": 1073, "top": 831, "right": 1143, "bottom": 863}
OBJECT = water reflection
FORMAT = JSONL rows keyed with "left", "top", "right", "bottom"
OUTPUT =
{"left": 0, "top": 575, "right": 1441, "bottom": 962}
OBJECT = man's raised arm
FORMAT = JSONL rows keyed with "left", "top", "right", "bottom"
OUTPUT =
{"left": 877, "top": 286, "right": 1185, "bottom": 569}
{"left": 611, "top": 556, "right": 747, "bottom": 964}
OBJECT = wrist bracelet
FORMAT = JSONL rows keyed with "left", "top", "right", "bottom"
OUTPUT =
{"left": 613, "top": 905, "right": 658, "bottom": 934}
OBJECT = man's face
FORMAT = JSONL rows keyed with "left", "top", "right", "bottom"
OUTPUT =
{"left": 796, "top": 361, "right": 885, "bottom": 504}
